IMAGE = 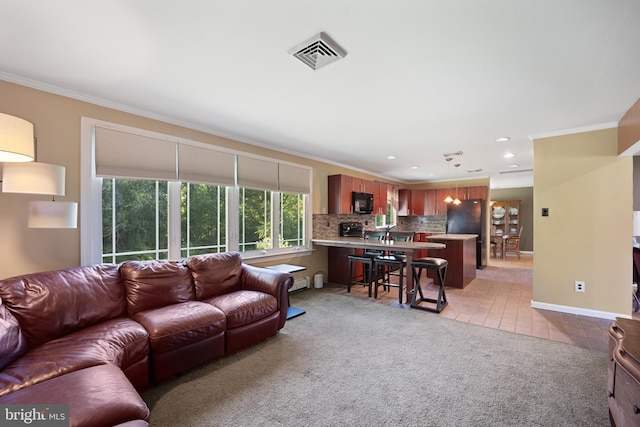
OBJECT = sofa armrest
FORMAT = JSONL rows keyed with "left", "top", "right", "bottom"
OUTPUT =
{"left": 241, "top": 265, "right": 293, "bottom": 329}
{"left": 240, "top": 264, "right": 293, "bottom": 298}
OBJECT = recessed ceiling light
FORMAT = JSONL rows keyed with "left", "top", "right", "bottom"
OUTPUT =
{"left": 509, "top": 164, "right": 519, "bottom": 168}
{"left": 387, "top": 155, "right": 397, "bottom": 160}
{"left": 504, "top": 152, "right": 515, "bottom": 158}
{"left": 411, "top": 166, "right": 419, "bottom": 169}
{"left": 496, "top": 137, "right": 511, "bottom": 142}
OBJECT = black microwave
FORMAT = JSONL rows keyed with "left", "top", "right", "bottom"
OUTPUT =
{"left": 352, "top": 192, "right": 374, "bottom": 214}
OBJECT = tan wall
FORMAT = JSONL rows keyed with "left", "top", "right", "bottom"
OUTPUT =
{"left": 1, "top": 80, "right": 400, "bottom": 278}
{"left": 533, "top": 127, "right": 631, "bottom": 316}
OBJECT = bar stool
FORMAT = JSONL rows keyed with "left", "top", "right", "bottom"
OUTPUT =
{"left": 410, "top": 257, "right": 448, "bottom": 313}
{"left": 373, "top": 255, "right": 405, "bottom": 305}
{"left": 347, "top": 254, "right": 376, "bottom": 297}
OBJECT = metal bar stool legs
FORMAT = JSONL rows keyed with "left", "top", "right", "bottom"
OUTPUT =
{"left": 410, "top": 257, "right": 448, "bottom": 313}
{"left": 347, "top": 255, "right": 375, "bottom": 297}
{"left": 373, "top": 256, "right": 404, "bottom": 305}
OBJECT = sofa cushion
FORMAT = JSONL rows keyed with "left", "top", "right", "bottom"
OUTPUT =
{"left": 121, "top": 260, "right": 195, "bottom": 316}
{"left": 131, "top": 301, "right": 226, "bottom": 354}
{"left": 0, "top": 264, "right": 127, "bottom": 349}
{"left": 0, "top": 317, "right": 149, "bottom": 397}
{"left": 0, "top": 300, "right": 27, "bottom": 370}
{"left": 186, "top": 251, "right": 243, "bottom": 300}
{"left": 205, "top": 290, "right": 278, "bottom": 329}
{"left": 0, "top": 364, "right": 150, "bottom": 427}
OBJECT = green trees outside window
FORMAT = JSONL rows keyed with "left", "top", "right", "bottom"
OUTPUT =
{"left": 102, "top": 179, "right": 305, "bottom": 262}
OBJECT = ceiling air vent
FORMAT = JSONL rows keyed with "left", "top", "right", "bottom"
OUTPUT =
{"left": 499, "top": 168, "right": 533, "bottom": 174}
{"left": 288, "top": 32, "right": 347, "bottom": 70}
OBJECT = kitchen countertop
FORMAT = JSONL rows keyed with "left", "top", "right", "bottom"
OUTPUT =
{"left": 311, "top": 237, "right": 446, "bottom": 250}
{"left": 427, "top": 234, "right": 478, "bottom": 240}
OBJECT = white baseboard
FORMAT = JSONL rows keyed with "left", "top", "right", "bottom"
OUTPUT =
{"left": 530, "top": 300, "right": 630, "bottom": 320}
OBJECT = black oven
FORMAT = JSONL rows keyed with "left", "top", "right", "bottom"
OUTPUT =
{"left": 340, "top": 222, "right": 364, "bottom": 237}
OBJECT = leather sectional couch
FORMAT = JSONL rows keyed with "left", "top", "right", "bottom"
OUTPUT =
{"left": 0, "top": 251, "right": 292, "bottom": 427}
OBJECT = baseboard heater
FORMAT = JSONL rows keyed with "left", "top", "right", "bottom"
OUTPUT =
{"left": 289, "top": 276, "right": 310, "bottom": 293}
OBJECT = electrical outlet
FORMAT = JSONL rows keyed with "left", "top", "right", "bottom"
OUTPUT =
{"left": 575, "top": 280, "right": 585, "bottom": 293}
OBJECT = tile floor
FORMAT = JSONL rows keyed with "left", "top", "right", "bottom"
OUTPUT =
{"left": 323, "top": 252, "right": 615, "bottom": 352}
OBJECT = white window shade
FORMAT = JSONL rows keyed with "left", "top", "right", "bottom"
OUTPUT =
{"left": 95, "top": 126, "right": 177, "bottom": 180}
{"left": 237, "top": 156, "right": 278, "bottom": 191}
{"left": 278, "top": 163, "right": 311, "bottom": 194}
{"left": 178, "top": 144, "right": 235, "bottom": 186}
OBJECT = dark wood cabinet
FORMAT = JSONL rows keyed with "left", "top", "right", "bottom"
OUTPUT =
{"left": 329, "top": 174, "right": 393, "bottom": 215}
{"left": 328, "top": 174, "right": 353, "bottom": 214}
{"left": 608, "top": 318, "right": 640, "bottom": 426}
{"left": 435, "top": 189, "right": 450, "bottom": 215}
{"left": 372, "top": 181, "right": 388, "bottom": 215}
{"left": 398, "top": 189, "right": 426, "bottom": 216}
{"left": 464, "top": 186, "right": 488, "bottom": 200}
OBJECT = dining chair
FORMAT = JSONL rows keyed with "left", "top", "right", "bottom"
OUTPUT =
{"left": 504, "top": 226, "right": 523, "bottom": 259}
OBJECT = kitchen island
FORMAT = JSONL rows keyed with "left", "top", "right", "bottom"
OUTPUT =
{"left": 425, "top": 234, "right": 478, "bottom": 288}
{"left": 311, "top": 237, "right": 446, "bottom": 303}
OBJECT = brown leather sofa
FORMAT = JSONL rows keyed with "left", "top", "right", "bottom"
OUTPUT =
{"left": 0, "top": 251, "right": 292, "bottom": 427}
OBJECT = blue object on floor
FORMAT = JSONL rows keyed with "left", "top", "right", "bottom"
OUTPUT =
{"left": 287, "top": 306, "right": 306, "bottom": 319}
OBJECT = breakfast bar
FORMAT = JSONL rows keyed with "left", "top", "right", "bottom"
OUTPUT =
{"left": 311, "top": 237, "right": 446, "bottom": 302}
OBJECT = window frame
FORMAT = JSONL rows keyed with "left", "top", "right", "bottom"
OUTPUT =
{"left": 80, "top": 117, "right": 313, "bottom": 265}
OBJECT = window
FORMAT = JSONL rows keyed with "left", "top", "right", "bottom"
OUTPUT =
{"left": 81, "top": 118, "right": 312, "bottom": 265}
{"left": 280, "top": 192, "right": 305, "bottom": 247}
{"left": 239, "top": 188, "right": 272, "bottom": 251}
{"left": 181, "top": 182, "right": 227, "bottom": 257}
{"left": 102, "top": 179, "right": 169, "bottom": 263}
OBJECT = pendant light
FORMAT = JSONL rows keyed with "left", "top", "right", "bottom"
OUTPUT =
{"left": 444, "top": 157, "right": 453, "bottom": 203}
{"left": 453, "top": 163, "right": 462, "bottom": 205}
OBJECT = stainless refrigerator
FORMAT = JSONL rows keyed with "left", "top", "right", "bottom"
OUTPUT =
{"left": 446, "top": 199, "right": 487, "bottom": 269}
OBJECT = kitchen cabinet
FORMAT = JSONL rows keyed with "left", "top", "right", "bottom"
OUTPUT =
{"left": 464, "top": 186, "right": 488, "bottom": 200}
{"left": 328, "top": 174, "right": 354, "bottom": 214}
{"left": 491, "top": 200, "right": 520, "bottom": 236}
{"left": 372, "top": 181, "right": 388, "bottom": 215}
{"left": 414, "top": 232, "right": 433, "bottom": 258}
{"left": 328, "top": 174, "right": 392, "bottom": 215}
{"left": 351, "top": 177, "right": 372, "bottom": 193}
{"left": 435, "top": 189, "right": 450, "bottom": 215}
{"left": 398, "top": 189, "right": 425, "bottom": 216}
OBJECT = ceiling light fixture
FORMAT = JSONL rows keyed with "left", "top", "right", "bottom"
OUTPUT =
{"left": 453, "top": 163, "right": 462, "bottom": 205}
{"left": 503, "top": 152, "right": 515, "bottom": 158}
{"left": 444, "top": 157, "right": 453, "bottom": 204}
{"left": 496, "top": 137, "right": 511, "bottom": 142}
{"left": 387, "top": 155, "right": 397, "bottom": 160}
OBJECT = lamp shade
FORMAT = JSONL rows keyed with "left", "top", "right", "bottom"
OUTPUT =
{"left": 0, "top": 113, "right": 34, "bottom": 162}
{"left": 28, "top": 201, "right": 78, "bottom": 228}
{"left": 2, "top": 162, "right": 65, "bottom": 195}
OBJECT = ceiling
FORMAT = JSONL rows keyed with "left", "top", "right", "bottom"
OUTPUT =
{"left": 1, "top": 1, "right": 640, "bottom": 189}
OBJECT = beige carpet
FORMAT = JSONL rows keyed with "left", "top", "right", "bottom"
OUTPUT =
{"left": 144, "top": 290, "right": 608, "bottom": 426}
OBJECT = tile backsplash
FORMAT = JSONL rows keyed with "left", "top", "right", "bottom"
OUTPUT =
{"left": 312, "top": 214, "right": 446, "bottom": 239}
